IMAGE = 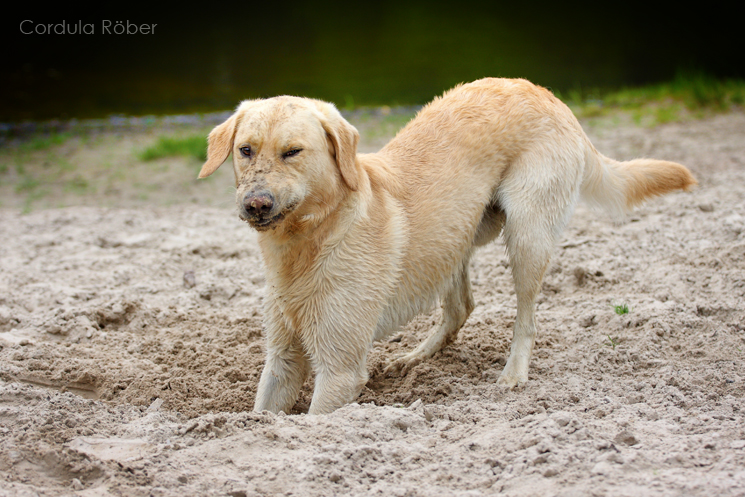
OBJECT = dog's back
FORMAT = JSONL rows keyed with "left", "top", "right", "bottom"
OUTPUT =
{"left": 371, "top": 78, "right": 695, "bottom": 386}
{"left": 371, "top": 79, "right": 592, "bottom": 330}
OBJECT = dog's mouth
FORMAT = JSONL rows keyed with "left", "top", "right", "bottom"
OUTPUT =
{"left": 239, "top": 201, "right": 298, "bottom": 232}
{"left": 245, "top": 212, "right": 286, "bottom": 231}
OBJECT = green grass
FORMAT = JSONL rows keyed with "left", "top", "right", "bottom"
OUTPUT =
{"left": 653, "top": 103, "right": 681, "bottom": 124}
{"left": 613, "top": 303, "right": 630, "bottom": 315}
{"left": 604, "top": 72, "right": 738, "bottom": 110}
{"left": 566, "top": 72, "right": 745, "bottom": 125}
{"left": 138, "top": 135, "right": 208, "bottom": 162}
{"left": 17, "top": 132, "right": 72, "bottom": 152}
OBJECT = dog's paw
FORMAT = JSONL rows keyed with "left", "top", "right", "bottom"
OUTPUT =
{"left": 496, "top": 373, "right": 521, "bottom": 390}
{"left": 496, "top": 368, "right": 528, "bottom": 390}
{"left": 384, "top": 353, "right": 424, "bottom": 376}
{"left": 497, "top": 355, "right": 529, "bottom": 390}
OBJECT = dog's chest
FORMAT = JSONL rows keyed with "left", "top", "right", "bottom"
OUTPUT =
{"left": 261, "top": 237, "right": 400, "bottom": 339}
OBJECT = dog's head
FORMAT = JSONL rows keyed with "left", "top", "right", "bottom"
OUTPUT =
{"left": 198, "top": 97, "right": 361, "bottom": 232}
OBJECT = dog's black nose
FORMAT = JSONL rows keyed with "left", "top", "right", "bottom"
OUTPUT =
{"left": 243, "top": 191, "right": 274, "bottom": 217}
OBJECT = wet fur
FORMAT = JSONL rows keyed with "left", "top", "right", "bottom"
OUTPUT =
{"left": 199, "top": 78, "right": 696, "bottom": 414}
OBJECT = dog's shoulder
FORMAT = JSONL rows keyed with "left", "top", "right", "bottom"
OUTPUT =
{"left": 358, "top": 153, "right": 403, "bottom": 197}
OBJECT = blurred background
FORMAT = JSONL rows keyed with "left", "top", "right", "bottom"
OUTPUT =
{"left": 2, "top": 2, "right": 744, "bottom": 212}
{"left": 4, "top": 1, "right": 744, "bottom": 121}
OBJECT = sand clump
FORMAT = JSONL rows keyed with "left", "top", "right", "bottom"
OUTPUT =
{"left": 1, "top": 112, "right": 744, "bottom": 495}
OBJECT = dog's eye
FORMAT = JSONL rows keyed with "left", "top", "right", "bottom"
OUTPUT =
{"left": 239, "top": 146, "right": 253, "bottom": 158}
{"left": 283, "top": 148, "right": 302, "bottom": 159}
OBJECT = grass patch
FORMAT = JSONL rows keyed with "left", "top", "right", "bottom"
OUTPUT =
{"left": 613, "top": 303, "right": 630, "bottom": 315}
{"left": 18, "top": 132, "right": 72, "bottom": 152}
{"left": 606, "top": 335, "right": 620, "bottom": 350}
{"left": 603, "top": 72, "right": 740, "bottom": 110}
{"left": 139, "top": 135, "right": 207, "bottom": 162}
{"left": 565, "top": 72, "right": 745, "bottom": 125}
{"left": 654, "top": 103, "right": 682, "bottom": 124}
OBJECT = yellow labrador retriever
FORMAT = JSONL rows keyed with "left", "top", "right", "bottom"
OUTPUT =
{"left": 199, "top": 78, "right": 695, "bottom": 414}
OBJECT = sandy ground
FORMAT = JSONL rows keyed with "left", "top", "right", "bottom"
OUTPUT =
{"left": 1, "top": 110, "right": 744, "bottom": 496}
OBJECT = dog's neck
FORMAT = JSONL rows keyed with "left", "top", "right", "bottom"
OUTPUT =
{"left": 256, "top": 176, "right": 366, "bottom": 265}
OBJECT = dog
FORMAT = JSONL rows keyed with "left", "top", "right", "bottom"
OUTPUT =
{"left": 198, "top": 78, "right": 696, "bottom": 415}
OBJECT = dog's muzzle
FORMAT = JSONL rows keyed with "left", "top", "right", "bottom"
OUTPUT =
{"left": 243, "top": 190, "right": 274, "bottom": 217}
{"left": 239, "top": 189, "right": 284, "bottom": 230}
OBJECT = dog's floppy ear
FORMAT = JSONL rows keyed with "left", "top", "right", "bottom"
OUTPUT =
{"left": 198, "top": 113, "right": 239, "bottom": 179}
{"left": 318, "top": 104, "right": 361, "bottom": 191}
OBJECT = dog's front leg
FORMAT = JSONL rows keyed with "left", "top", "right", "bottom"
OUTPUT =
{"left": 254, "top": 341, "right": 309, "bottom": 414}
{"left": 305, "top": 330, "right": 371, "bottom": 415}
{"left": 254, "top": 307, "right": 309, "bottom": 413}
{"left": 308, "top": 355, "right": 369, "bottom": 415}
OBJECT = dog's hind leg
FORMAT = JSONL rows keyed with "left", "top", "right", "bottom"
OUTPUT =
{"left": 496, "top": 227, "right": 550, "bottom": 389}
{"left": 496, "top": 149, "right": 582, "bottom": 388}
{"left": 385, "top": 257, "right": 475, "bottom": 374}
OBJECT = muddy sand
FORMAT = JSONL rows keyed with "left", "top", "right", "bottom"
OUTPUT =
{"left": 1, "top": 111, "right": 744, "bottom": 496}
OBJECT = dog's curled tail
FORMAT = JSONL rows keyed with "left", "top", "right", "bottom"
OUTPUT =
{"left": 580, "top": 142, "right": 697, "bottom": 218}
